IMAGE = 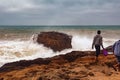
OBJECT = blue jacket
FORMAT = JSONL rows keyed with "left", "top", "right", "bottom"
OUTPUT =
{"left": 113, "top": 40, "right": 120, "bottom": 56}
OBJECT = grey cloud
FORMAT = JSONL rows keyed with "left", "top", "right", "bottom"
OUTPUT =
{"left": 0, "top": 0, "right": 120, "bottom": 25}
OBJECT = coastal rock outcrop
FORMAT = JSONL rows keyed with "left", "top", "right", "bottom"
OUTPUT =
{"left": 0, "top": 51, "right": 118, "bottom": 80}
{"left": 36, "top": 31, "right": 72, "bottom": 51}
{"left": 0, "top": 51, "right": 94, "bottom": 73}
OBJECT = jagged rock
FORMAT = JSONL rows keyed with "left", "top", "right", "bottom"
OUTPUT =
{"left": 105, "top": 45, "right": 113, "bottom": 52}
{"left": 0, "top": 58, "right": 51, "bottom": 72}
{"left": 0, "top": 51, "right": 94, "bottom": 73}
{"left": 0, "top": 50, "right": 117, "bottom": 80}
{"left": 36, "top": 31, "right": 72, "bottom": 51}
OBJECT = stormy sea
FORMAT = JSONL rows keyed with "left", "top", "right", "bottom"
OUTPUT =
{"left": 0, "top": 25, "right": 120, "bottom": 67}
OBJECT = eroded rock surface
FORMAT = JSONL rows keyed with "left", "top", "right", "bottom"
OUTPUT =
{"left": 0, "top": 51, "right": 118, "bottom": 80}
{"left": 36, "top": 31, "right": 72, "bottom": 51}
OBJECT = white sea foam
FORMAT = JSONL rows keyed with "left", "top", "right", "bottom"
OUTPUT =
{"left": 0, "top": 40, "right": 73, "bottom": 67}
{"left": 72, "top": 35, "right": 92, "bottom": 51}
{"left": 0, "top": 34, "right": 118, "bottom": 67}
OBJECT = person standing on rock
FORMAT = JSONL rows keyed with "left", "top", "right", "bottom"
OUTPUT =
{"left": 92, "top": 30, "right": 104, "bottom": 62}
{"left": 113, "top": 40, "right": 120, "bottom": 71}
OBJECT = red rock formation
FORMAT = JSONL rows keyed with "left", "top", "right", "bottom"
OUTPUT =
{"left": 0, "top": 51, "right": 118, "bottom": 80}
{"left": 36, "top": 31, "right": 72, "bottom": 51}
{"left": 0, "top": 51, "right": 94, "bottom": 73}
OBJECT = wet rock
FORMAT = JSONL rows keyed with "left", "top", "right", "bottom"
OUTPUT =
{"left": 62, "top": 51, "right": 94, "bottom": 62}
{"left": 105, "top": 45, "right": 113, "bottom": 52}
{"left": 0, "top": 58, "right": 51, "bottom": 72}
{"left": 36, "top": 31, "right": 72, "bottom": 51}
{"left": 0, "top": 51, "right": 95, "bottom": 73}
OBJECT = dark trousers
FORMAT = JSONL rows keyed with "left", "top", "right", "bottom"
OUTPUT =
{"left": 115, "top": 56, "right": 120, "bottom": 64}
{"left": 95, "top": 45, "right": 100, "bottom": 57}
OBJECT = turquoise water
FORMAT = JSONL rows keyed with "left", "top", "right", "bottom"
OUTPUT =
{"left": 0, "top": 25, "right": 120, "bottom": 40}
{"left": 0, "top": 25, "right": 120, "bottom": 30}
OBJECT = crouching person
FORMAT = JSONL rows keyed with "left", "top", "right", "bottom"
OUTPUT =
{"left": 113, "top": 40, "right": 120, "bottom": 71}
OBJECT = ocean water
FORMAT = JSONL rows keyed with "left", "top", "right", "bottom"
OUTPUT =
{"left": 0, "top": 25, "right": 120, "bottom": 67}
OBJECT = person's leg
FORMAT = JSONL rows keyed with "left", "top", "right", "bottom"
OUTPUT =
{"left": 115, "top": 56, "right": 120, "bottom": 71}
{"left": 95, "top": 45, "right": 100, "bottom": 62}
{"left": 118, "top": 63, "right": 120, "bottom": 71}
{"left": 118, "top": 57, "right": 120, "bottom": 71}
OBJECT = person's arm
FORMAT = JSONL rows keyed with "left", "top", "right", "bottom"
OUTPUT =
{"left": 92, "top": 37, "right": 95, "bottom": 49}
{"left": 100, "top": 37, "right": 104, "bottom": 49}
{"left": 112, "top": 43, "right": 116, "bottom": 54}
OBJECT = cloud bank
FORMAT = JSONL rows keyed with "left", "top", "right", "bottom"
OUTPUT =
{"left": 0, "top": 0, "right": 120, "bottom": 25}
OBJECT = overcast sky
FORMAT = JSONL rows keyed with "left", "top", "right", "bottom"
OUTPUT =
{"left": 0, "top": 0, "right": 120, "bottom": 25}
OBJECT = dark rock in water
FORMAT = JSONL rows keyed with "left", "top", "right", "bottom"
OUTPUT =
{"left": 36, "top": 31, "right": 72, "bottom": 52}
{"left": 105, "top": 45, "right": 113, "bottom": 52}
{"left": 61, "top": 51, "right": 94, "bottom": 62}
{"left": 0, "top": 51, "right": 95, "bottom": 73}
{"left": 0, "top": 58, "right": 51, "bottom": 73}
